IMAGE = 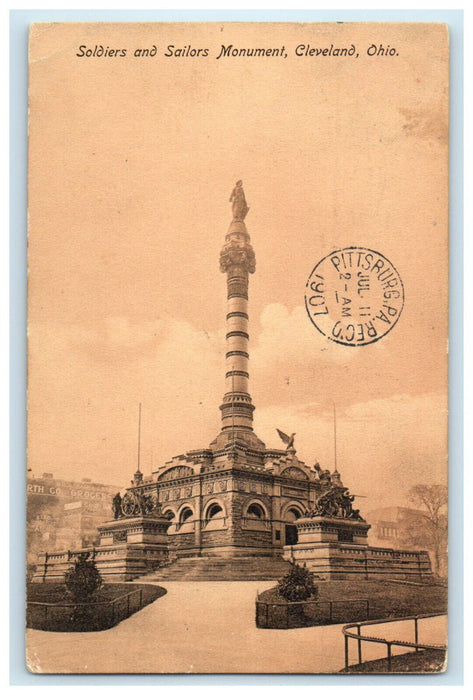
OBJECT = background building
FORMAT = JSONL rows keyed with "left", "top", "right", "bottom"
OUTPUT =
{"left": 27, "top": 472, "right": 119, "bottom": 577}
{"left": 366, "top": 506, "right": 447, "bottom": 576}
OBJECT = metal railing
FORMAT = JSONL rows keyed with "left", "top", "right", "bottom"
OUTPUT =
{"left": 27, "top": 587, "right": 144, "bottom": 631}
{"left": 342, "top": 612, "right": 446, "bottom": 671}
{"left": 256, "top": 596, "right": 370, "bottom": 629}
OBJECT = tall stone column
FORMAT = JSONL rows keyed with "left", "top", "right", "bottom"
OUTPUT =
{"left": 217, "top": 182, "right": 258, "bottom": 446}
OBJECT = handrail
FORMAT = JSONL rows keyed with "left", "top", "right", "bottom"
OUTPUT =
{"left": 28, "top": 587, "right": 142, "bottom": 609}
{"left": 342, "top": 612, "right": 446, "bottom": 671}
{"left": 27, "top": 586, "right": 146, "bottom": 630}
{"left": 256, "top": 596, "right": 371, "bottom": 628}
{"left": 257, "top": 595, "right": 369, "bottom": 607}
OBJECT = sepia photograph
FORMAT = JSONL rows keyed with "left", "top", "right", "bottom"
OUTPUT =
{"left": 25, "top": 20, "right": 449, "bottom": 675}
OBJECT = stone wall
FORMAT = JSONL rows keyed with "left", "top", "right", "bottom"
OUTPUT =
{"left": 285, "top": 542, "right": 433, "bottom": 581}
{"left": 32, "top": 542, "right": 170, "bottom": 582}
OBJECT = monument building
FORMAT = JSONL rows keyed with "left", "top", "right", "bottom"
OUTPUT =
{"left": 33, "top": 183, "right": 433, "bottom": 582}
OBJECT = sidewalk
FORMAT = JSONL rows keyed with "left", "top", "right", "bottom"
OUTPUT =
{"left": 25, "top": 581, "right": 447, "bottom": 675}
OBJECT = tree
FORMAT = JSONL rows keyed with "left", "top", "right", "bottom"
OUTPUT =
{"left": 64, "top": 552, "right": 103, "bottom": 601}
{"left": 277, "top": 563, "right": 318, "bottom": 601}
{"left": 400, "top": 484, "right": 448, "bottom": 576}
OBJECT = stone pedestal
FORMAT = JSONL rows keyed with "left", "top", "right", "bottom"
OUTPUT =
{"left": 296, "top": 515, "right": 371, "bottom": 545}
{"left": 33, "top": 515, "right": 172, "bottom": 583}
{"left": 93, "top": 515, "right": 171, "bottom": 580}
{"left": 98, "top": 515, "right": 170, "bottom": 547}
{"left": 284, "top": 516, "right": 432, "bottom": 581}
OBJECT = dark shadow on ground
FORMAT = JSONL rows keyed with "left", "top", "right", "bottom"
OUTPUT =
{"left": 27, "top": 582, "right": 167, "bottom": 632}
{"left": 340, "top": 648, "right": 446, "bottom": 674}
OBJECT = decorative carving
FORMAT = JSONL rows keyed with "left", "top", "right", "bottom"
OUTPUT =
{"left": 229, "top": 180, "right": 249, "bottom": 221}
{"left": 220, "top": 245, "right": 256, "bottom": 275}
{"left": 158, "top": 465, "right": 194, "bottom": 482}
{"left": 281, "top": 486, "right": 305, "bottom": 497}
{"left": 172, "top": 489, "right": 181, "bottom": 500}
{"left": 205, "top": 482, "right": 214, "bottom": 494}
{"left": 113, "top": 530, "right": 127, "bottom": 543}
{"left": 218, "top": 480, "right": 227, "bottom": 492}
{"left": 280, "top": 467, "right": 309, "bottom": 481}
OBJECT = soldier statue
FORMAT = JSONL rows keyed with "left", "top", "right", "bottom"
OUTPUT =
{"left": 112, "top": 492, "right": 122, "bottom": 519}
{"left": 229, "top": 180, "right": 249, "bottom": 220}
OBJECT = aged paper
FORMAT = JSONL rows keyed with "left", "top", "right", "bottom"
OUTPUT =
{"left": 27, "top": 22, "right": 448, "bottom": 674}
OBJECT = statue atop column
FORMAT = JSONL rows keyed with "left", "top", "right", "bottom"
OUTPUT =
{"left": 229, "top": 180, "right": 249, "bottom": 221}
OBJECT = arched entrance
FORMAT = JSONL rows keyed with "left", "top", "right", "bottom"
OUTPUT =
{"left": 284, "top": 506, "right": 303, "bottom": 545}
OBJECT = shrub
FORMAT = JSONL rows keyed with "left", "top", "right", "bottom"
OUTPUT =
{"left": 277, "top": 563, "right": 318, "bottom": 602}
{"left": 64, "top": 552, "right": 103, "bottom": 602}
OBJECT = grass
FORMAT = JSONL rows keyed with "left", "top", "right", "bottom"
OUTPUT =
{"left": 341, "top": 649, "right": 446, "bottom": 674}
{"left": 257, "top": 580, "right": 447, "bottom": 628}
{"left": 27, "top": 582, "right": 167, "bottom": 632}
{"left": 27, "top": 582, "right": 156, "bottom": 604}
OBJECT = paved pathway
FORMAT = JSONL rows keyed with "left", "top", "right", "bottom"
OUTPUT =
{"left": 26, "top": 582, "right": 447, "bottom": 675}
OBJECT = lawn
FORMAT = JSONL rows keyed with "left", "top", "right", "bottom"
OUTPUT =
{"left": 27, "top": 582, "right": 167, "bottom": 632}
{"left": 257, "top": 580, "right": 447, "bottom": 628}
{"left": 27, "top": 582, "right": 160, "bottom": 604}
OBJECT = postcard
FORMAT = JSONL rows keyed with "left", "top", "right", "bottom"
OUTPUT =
{"left": 26, "top": 21, "right": 448, "bottom": 674}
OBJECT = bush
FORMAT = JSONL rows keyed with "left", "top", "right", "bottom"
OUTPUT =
{"left": 64, "top": 552, "right": 103, "bottom": 602}
{"left": 277, "top": 563, "right": 318, "bottom": 602}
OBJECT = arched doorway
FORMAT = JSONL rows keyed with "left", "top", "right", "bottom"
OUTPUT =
{"left": 284, "top": 506, "right": 303, "bottom": 545}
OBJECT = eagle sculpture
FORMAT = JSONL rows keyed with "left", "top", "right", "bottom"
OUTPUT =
{"left": 276, "top": 429, "right": 296, "bottom": 450}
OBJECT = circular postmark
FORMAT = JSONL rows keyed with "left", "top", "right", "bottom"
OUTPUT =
{"left": 305, "top": 247, "right": 404, "bottom": 346}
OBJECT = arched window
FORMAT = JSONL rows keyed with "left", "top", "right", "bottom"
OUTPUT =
{"left": 176, "top": 506, "right": 195, "bottom": 533}
{"left": 207, "top": 503, "right": 223, "bottom": 520}
{"left": 180, "top": 507, "right": 193, "bottom": 524}
{"left": 203, "top": 502, "right": 226, "bottom": 531}
{"left": 286, "top": 507, "right": 302, "bottom": 522}
{"left": 247, "top": 503, "right": 265, "bottom": 519}
{"left": 162, "top": 509, "right": 177, "bottom": 534}
{"left": 243, "top": 501, "right": 270, "bottom": 531}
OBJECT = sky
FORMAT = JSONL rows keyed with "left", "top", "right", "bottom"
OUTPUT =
{"left": 27, "top": 22, "right": 449, "bottom": 511}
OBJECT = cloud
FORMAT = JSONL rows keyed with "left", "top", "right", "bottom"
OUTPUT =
{"left": 255, "top": 392, "right": 447, "bottom": 512}
{"left": 28, "top": 312, "right": 447, "bottom": 513}
{"left": 252, "top": 303, "right": 356, "bottom": 370}
{"left": 28, "top": 317, "right": 226, "bottom": 484}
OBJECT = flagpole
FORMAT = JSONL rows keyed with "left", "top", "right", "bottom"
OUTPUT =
{"left": 333, "top": 403, "right": 337, "bottom": 470}
{"left": 137, "top": 402, "right": 142, "bottom": 472}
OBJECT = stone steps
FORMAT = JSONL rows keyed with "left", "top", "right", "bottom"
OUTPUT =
{"left": 139, "top": 556, "right": 292, "bottom": 581}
